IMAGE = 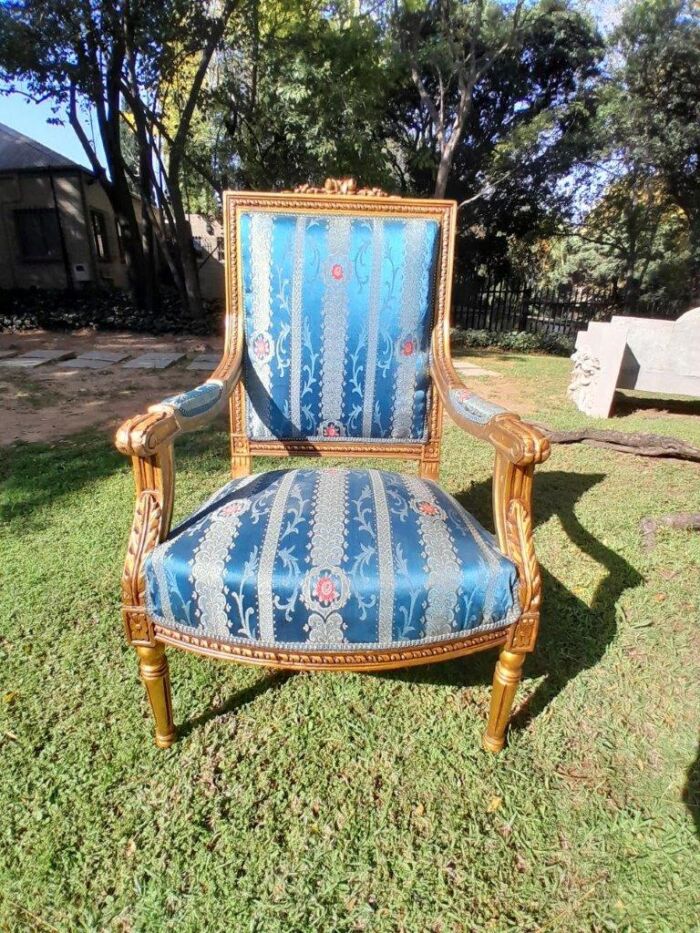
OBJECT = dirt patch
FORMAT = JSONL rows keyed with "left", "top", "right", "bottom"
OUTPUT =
{"left": 0, "top": 330, "right": 224, "bottom": 446}
{"left": 0, "top": 334, "right": 539, "bottom": 447}
{"left": 452, "top": 354, "right": 534, "bottom": 415}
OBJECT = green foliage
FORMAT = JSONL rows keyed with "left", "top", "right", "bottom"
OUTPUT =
{"left": 550, "top": 0, "right": 700, "bottom": 303}
{"left": 451, "top": 327, "right": 574, "bottom": 355}
{"left": 205, "top": 1, "right": 396, "bottom": 190}
{"left": 1, "top": 357, "right": 699, "bottom": 928}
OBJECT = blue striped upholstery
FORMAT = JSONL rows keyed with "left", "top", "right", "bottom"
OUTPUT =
{"left": 239, "top": 212, "right": 439, "bottom": 443}
{"left": 144, "top": 468, "right": 520, "bottom": 650}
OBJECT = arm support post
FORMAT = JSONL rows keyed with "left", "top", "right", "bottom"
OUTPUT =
{"left": 115, "top": 355, "right": 242, "bottom": 647}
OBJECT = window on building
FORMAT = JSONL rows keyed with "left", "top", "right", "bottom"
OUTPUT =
{"left": 91, "top": 210, "right": 111, "bottom": 261}
{"left": 14, "top": 209, "right": 62, "bottom": 261}
{"left": 114, "top": 218, "right": 126, "bottom": 262}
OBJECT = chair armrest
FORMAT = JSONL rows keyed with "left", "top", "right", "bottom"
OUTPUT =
{"left": 115, "top": 358, "right": 241, "bottom": 459}
{"left": 431, "top": 343, "right": 550, "bottom": 467}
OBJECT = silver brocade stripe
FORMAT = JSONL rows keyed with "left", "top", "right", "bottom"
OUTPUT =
{"left": 290, "top": 216, "right": 306, "bottom": 432}
{"left": 402, "top": 475, "right": 461, "bottom": 638}
{"left": 309, "top": 470, "right": 348, "bottom": 568}
{"left": 320, "top": 217, "right": 352, "bottom": 426}
{"left": 149, "top": 474, "right": 260, "bottom": 626}
{"left": 369, "top": 469, "right": 395, "bottom": 644}
{"left": 256, "top": 470, "right": 299, "bottom": 642}
{"left": 392, "top": 222, "right": 431, "bottom": 437}
{"left": 459, "top": 509, "right": 500, "bottom": 623}
{"left": 362, "top": 219, "right": 386, "bottom": 437}
{"left": 247, "top": 213, "right": 274, "bottom": 439}
{"left": 189, "top": 475, "right": 262, "bottom": 640}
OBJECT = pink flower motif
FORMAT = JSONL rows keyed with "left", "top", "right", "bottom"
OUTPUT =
{"left": 417, "top": 500, "right": 440, "bottom": 517}
{"left": 323, "top": 422, "right": 341, "bottom": 437}
{"left": 219, "top": 500, "right": 248, "bottom": 517}
{"left": 314, "top": 576, "right": 339, "bottom": 605}
{"left": 252, "top": 333, "right": 271, "bottom": 360}
{"left": 400, "top": 338, "right": 416, "bottom": 357}
{"left": 331, "top": 263, "right": 344, "bottom": 281}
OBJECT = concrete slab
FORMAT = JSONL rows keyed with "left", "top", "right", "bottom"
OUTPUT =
{"left": 56, "top": 357, "right": 118, "bottom": 370}
{"left": 19, "top": 349, "right": 75, "bottom": 362}
{"left": 454, "top": 363, "right": 500, "bottom": 377}
{"left": 78, "top": 350, "right": 131, "bottom": 363}
{"left": 0, "top": 351, "right": 18, "bottom": 360}
{"left": 0, "top": 357, "right": 48, "bottom": 369}
{"left": 187, "top": 353, "right": 221, "bottom": 371}
{"left": 123, "top": 353, "right": 185, "bottom": 370}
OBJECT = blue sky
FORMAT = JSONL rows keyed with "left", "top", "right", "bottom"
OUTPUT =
{"left": 0, "top": 90, "right": 105, "bottom": 168}
{"left": 0, "top": 0, "right": 623, "bottom": 170}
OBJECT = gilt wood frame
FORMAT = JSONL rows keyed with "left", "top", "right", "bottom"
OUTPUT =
{"left": 224, "top": 189, "right": 456, "bottom": 480}
{"left": 115, "top": 180, "right": 551, "bottom": 750}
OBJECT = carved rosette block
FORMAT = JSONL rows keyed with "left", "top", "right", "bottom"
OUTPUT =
{"left": 293, "top": 177, "right": 390, "bottom": 197}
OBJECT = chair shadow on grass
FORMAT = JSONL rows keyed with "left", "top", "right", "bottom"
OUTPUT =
{"left": 382, "top": 469, "right": 644, "bottom": 739}
{"left": 683, "top": 746, "right": 700, "bottom": 839}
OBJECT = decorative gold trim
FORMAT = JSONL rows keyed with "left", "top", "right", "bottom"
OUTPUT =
{"left": 154, "top": 623, "right": 507, "bottom": 671}
{"left": 292, "top": 177, "right": 390, "bottom": 197}
{"left": 224, "top": 189, "right": 456, "bottom": 471}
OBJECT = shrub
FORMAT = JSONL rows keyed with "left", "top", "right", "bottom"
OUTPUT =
{"left": 0, "top": 288, "right": 221, "bottom": 336}
{"left": 451, "top": 328, "right": 574, "bottom": 356}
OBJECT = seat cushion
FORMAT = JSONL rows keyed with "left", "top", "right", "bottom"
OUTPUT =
{"left": 144, "top": 468, "right": 520, "bottom": 651}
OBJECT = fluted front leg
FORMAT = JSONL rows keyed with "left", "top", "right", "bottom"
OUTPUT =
{"left": 136, "top": 644, "right": 176, "bottom": 748}
{"left": 483, "top": 649, "right": 525, "bottom": 753}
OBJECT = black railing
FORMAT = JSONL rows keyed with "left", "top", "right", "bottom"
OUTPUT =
{"left": 452, "top": 277, "right": 686, "bottom": 338}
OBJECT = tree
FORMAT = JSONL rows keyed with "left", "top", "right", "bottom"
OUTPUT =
{"left": 387, "top": 0, "right": 603, "bottom": 272}
{"left": 0, "top": 0, "right": 238, "bottom": 313}
{"left": 391, "top": 0, "right": 544, "bottom": 198}
{"left": 202, "top": 0, "right": 395, "bottom": 192}
{"left": 603, "top": 0, "right": 700, "bottom": 300}
{"left": 548, "top": 174, "right": 690, "bottom": 308}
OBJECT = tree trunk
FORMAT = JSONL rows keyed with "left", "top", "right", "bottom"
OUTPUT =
{"left": 434, "top": 156, "right": 451, "bottom": 199}
{"left": 168, "top": 180, "right": 203, "bottom": 317}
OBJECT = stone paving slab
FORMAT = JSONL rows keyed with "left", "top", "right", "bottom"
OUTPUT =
{"left": 123, "top": 352, "right": 185, "bottom": 370}
{"left": 0, "top": 357, "right": 48, "bottom": 369}
{"left": 78, "top": 350, "right": 132, "bottom": 363}
{"left": 18, "top": 349, "right": 76, "bottom": 362}
{"left": 454, "top": 362, "right": 500, "bottom": 377}
{"left": 187, "top": 353, "right": 221, "bottom": 371}
{"left": 57, "top": 357, "right": 117, "bottom": 370}
{"left": 0, "top": 350, "right": 18, "bottom": 360}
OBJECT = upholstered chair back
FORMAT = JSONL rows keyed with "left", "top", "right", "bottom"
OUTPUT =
{"left": 225, "top": 189, "right": 457, "bottom": 474}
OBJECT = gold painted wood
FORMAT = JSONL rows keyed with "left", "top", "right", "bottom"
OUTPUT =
{"left": 136, "top": 644, "right": 176, "bottom": 748}
{"left": 114, "top": 179, "right": 550, "bottom": 751}
{"left": 483, "top": 649, "right": 525, "bottom": 753}
{"left": 154, "top": 624, "right": 507, "bottom": 671}
{"left": 224, "top": 188, "right": 455, "bottom": 473}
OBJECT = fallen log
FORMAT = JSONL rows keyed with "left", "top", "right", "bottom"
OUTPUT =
{"left": 640, "top": 513, "right": 700, "bottom": 550}
{"left": 532, "top": 425, "right": 700, "bottom": 463}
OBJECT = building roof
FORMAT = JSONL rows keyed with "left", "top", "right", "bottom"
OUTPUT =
{"left": 0, "top": 122, "right": 89, "bottom": 173}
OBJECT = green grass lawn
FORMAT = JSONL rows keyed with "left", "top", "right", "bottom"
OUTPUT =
{"left": 1, "top": 353, "right": 699, "bottom": 931}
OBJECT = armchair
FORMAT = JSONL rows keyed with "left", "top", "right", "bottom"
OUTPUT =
{"left": 115, "top": 180, "right": 550, "bottom": 752}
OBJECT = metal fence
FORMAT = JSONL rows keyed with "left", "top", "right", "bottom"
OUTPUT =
{"left": 452, "top": 277, "right": 686, "bottom": 338}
